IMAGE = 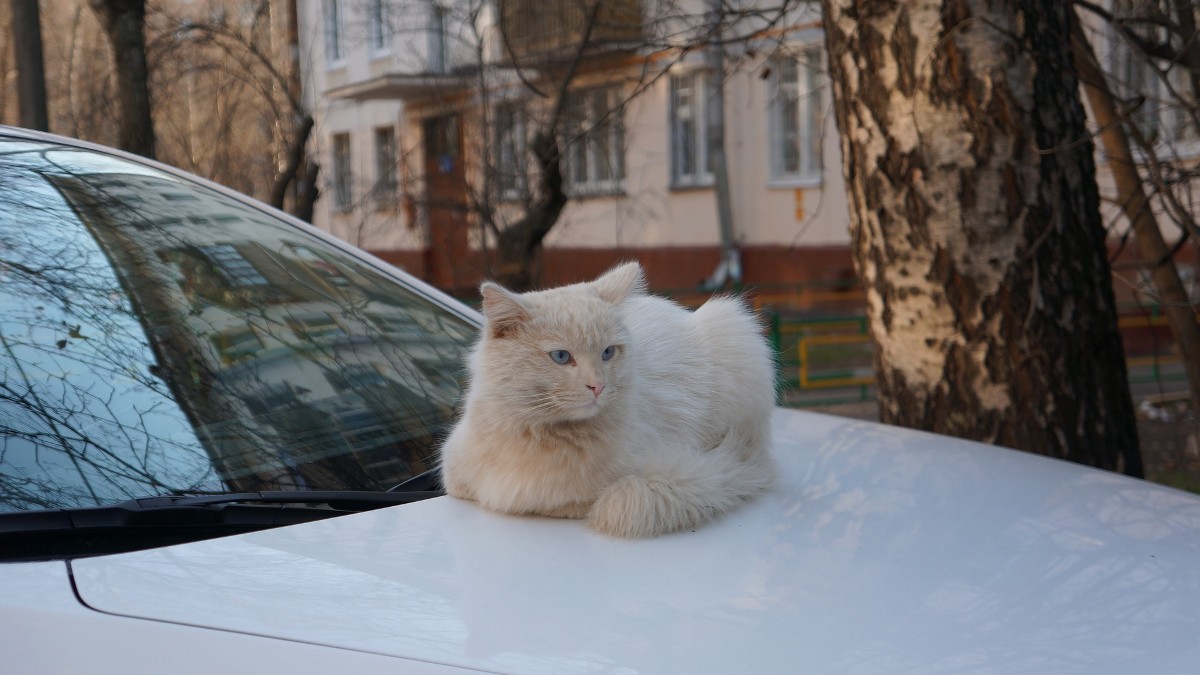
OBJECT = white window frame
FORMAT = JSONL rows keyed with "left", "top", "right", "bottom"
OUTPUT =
{"left": 493, "top": 102, "right": 528, "bottom": 200}
{"left": 564, "top": 87, "right": 626, "bottom": 197}
{"left": 767, "top": 43, "right": 825, "bottom": 188}
{"left": 372, "top": 126, "right": 398, "bottom": 211}
{"left": 323, "top": 0, "right": 344, "bottom": 67}
{"left": 669, "top": 69, "right": 717, "bottom": 188}
{"left": 331, "top": 132, "right": 353, "bottom": 213}
{"left": 428, "top": 3, "right": 447, "bottom": 73}
{"left": 368, "top": 0, "right": 392, "bottom": 56}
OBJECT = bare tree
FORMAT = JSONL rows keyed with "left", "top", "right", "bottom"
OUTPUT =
{"left": 414, "top": 0, "right": 804, "bottom": 291}
{"left": 821, "top": 0, "right": 1141, "bottom": 475}
{"left": 154, "top": 0, "right": 319, "bottom": 219}
{"left": 4, "top": 1, "right": 314, "bottom": 218}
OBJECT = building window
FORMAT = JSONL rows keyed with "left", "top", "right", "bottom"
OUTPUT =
{"left": 669, "top": 70, "right": 718, "bottom": 187}
{"left": 1108, "top": 2, "right": 1198, "bottom": 149}
{"left": 1110, "top": 4, "right": 1164, "bottom": 142}
{"left": 368, "top": 0, "right": 391, "bottom": 54}
{"left": 565, "top": 87, "right": 625, "bottom": 196}
{"left": 768, "top": 45, "right": 825, "bottom": 185}
{"left": 331, "top": 132, "right": 353, "bottom": 213}
{"left": 1170, "top": 77, "right": 1199, "bottom": 146}
{"left": 198, "top": 244, "right": 269, "bottom": 287}
{"left": 428, "top": 3, "right": 447, "bottom": 73}
{"left": 494, "top": 103, "right": 527, "bottom": 199}
{"left": 373, "top": 126, "right": 398, "bottom": 211}
{"left": 323, "top": 0, "right": 343, "bottom": 65}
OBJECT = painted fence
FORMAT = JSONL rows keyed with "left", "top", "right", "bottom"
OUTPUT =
{"left": 668, "top": 281, "right": 1191, "bottom": 409}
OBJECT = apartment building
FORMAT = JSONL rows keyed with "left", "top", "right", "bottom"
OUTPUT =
{"left": 297, "top": 0, "right": 854, "bottom": 296}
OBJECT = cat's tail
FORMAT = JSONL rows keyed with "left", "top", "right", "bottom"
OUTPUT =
{"left": 587, "top": 431, "right": 776, "bottom": 538}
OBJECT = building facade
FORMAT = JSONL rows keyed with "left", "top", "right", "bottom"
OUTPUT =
{"left": 298, "top": 0, "right": 856, "bottom": 296}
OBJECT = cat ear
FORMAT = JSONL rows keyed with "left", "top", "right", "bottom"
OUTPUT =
{"left": 480, "top": 282, "right": 530, "bottom": 338}
{"left": 593, "top": 262, "right": 646, "bottom": 304}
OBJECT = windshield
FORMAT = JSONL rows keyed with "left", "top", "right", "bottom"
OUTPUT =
{"left": 0, "top": 136, "right": 475, "bottom": 514}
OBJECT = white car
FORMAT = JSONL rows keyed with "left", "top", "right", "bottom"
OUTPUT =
{"left": 3, "top": 126, "right": 1200, "bottom": 674}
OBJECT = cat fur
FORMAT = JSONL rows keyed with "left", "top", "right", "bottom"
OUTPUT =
{"left": 438, "top": 262, "right": 776, "bottom": 538}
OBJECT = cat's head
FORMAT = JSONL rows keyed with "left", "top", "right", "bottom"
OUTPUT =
{"left": 474, "top": 262, "right": 645, "bottom": 424}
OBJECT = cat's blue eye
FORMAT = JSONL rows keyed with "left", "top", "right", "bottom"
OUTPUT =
{"left": 601, "top": 345, "right": 615, "bottom": 361}
{"left": 549, "top": 349, "right": 572, "bottom": 365}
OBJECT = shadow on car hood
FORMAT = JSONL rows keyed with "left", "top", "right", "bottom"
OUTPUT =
{"left": 70, "top": 409, "right": 1200, "bottom": 674}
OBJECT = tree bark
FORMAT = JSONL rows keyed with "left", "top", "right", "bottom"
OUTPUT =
{"left": 12, "top": 0, "right": 49, "bottom": 131}
{"left": 269, "top": 114, "right": 314, "bottom": 212}
{"left": 821, "top": 0, "right": 1142, "bottom": 475}
{"left": 294, "top": 162, "right": 320, "bottom": 224}
{"left": 89, "top": 0, "right": 156, "bottom": 159}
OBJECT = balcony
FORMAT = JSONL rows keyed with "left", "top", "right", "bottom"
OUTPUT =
{"left": 327, "top": 72, "right": 470, "bottom": 103}
{"left": 499, "top": 0, "right": 644, "bottom": 67}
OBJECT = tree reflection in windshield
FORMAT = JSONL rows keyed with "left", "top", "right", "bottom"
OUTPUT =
{"left": 0, "top": 140, "right": 474, "bottom": 512}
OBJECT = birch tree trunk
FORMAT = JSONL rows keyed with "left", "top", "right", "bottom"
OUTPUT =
{"left": 821, "top": 0, "right": 1142, "bottom": 476}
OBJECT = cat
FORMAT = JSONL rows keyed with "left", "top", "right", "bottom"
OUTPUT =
{"left": 438, "top": 262, "right": 777, "bottom": 538}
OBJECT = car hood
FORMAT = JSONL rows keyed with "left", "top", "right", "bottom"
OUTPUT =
{"left": 70, "top": 408, "right": 1200, "bottom": 674}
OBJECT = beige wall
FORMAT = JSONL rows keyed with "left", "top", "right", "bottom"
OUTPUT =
{"left": 537, "top": 40, "right": 852, "bottom": 251}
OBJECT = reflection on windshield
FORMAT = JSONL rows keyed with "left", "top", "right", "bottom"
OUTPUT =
{"left": 0, "top": 140, "right": 474, "bottom": 512}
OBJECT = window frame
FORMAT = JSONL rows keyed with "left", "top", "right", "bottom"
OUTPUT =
{"left": 372, "top": 126, "right": 399, "bottom": 212}
{"left": 322, "top": 0, "right": 344, "bottom": 67}
{"left": 767, "top": 43, "right": 826, "bottom": 188}
{"left": 368, "top": 0, "right": 392, "bottom": 56}
{"left": 493, "top": 102, "right": 528, "bottom": 201}
{"left": 1105, "top": 4, "right": 1200, "bottom": 157}
{"left": 427, "top": 3, "right": 447, "bottom": 74}
{"left": 669, "top": 69, "right": 718, "bottom": 189}
{"left": 564, "top": 86, "right": 626, "bottom": 197}
{"left": 331, "top": 132, "right": 353, "bottom": 213}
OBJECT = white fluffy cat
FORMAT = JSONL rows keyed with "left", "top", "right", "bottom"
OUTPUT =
{"left": 438, "top": 262, "right": 776, "bottom": 538}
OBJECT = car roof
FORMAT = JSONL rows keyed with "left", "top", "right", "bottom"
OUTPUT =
{"left": 70, "top": 408, "right": 1200, "bottom": 674}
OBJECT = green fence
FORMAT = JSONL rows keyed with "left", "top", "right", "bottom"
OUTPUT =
{"left": 768, "top": 311, "right": 876, "bottom": 407}
{"left": 743, "top": 284, "right": 1191, "bottom": 409}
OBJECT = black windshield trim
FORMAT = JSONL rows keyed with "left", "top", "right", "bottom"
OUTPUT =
{"left": 0, "top": 489, "right": 444, "bottom": 536}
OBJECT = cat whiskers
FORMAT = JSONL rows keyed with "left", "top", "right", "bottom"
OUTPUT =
{"left": 523, "top": 391, "right": 607, "bottom": 422}
{"left": 521, "top": 393, "right": 568, "bottom": 416}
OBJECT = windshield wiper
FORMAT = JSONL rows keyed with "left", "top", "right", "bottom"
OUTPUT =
{"left": 0, "top": 482, "right": 444, "bottom": 561}
{"left": 2, "top": 488, "right": 443, "bottom": 535}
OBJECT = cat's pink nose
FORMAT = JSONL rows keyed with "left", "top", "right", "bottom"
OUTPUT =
{"left": 586, "top": 382, "right": 605, "bottom": 398}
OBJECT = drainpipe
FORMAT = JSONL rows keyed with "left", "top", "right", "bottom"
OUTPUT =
{"left": 702, "top": 0, "right": 740, "bottom": 290}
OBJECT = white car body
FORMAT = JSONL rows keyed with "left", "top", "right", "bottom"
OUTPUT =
{"left": 2, "top": 126, "right": 1199, "bottom": 673}
{"left": 7, "top": 409, "right": 1200, "bottom": 674}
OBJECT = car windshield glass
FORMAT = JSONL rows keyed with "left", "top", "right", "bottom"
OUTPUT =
{"left": 0, "top": 137, "right": 475, "bottom": 513}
